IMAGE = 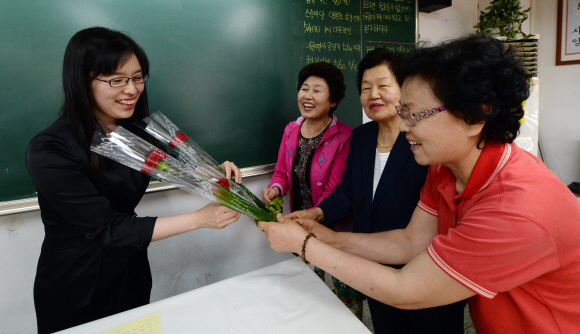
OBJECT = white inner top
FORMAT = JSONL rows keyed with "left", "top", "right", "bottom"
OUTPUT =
{"left": 373, "top": 149, "right": 390, "bottom": 200}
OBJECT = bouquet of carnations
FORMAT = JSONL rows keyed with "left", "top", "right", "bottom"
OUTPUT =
{"left": 137, "top": 112, "right": 271, "bottom": 214}
{"left": 90, "top": 124, "right": 278, "bottom": 222}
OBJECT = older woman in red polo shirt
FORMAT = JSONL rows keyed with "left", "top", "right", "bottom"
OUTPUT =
{"left": 258, "top": 35, "right": 580, "bottom": 334}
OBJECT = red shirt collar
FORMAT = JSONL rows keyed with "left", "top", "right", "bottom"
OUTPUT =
{"left": 438, "top": 142, "right": 512, "bottom": 200}
{"left": 463, "top": 142, "right": 512, "bottom": 199}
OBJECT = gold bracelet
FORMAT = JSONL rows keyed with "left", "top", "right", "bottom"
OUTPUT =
{"left": 301, "top": 233, "right": 316, "bottom": 264}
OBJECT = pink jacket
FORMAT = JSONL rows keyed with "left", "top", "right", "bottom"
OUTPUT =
{"left": 269, "top": 116, "right": 352, "bottom": 212}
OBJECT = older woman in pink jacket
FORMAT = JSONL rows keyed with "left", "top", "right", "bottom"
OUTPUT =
{"left": 261, "top": 61, "right": 358, "bottom": 317}
{"left": 261, "top": 62, "right": 352, "bottom": 217}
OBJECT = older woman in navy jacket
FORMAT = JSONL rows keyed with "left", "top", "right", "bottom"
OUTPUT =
{"left": 286, "top": 48, "right": 465, "bottom": 334}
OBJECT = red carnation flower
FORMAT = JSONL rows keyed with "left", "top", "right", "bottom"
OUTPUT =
{"left": 141, "top": 149, "right": 169, "bottom": 174}
{"left": 216, "top": 178, "right": 230, "bottom": 190}
{"left": 169, "top": 133, "right": 189, "bottom": 149}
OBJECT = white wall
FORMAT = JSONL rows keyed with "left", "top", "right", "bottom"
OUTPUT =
{"left": 420, "top": 0, "right": 580, "bottom": 185}
{"left": 531, "top": 0, "right": 580, "bottom": 184}
{"left": 0, "top": 175, "right": 292, "bottom": 333}
{"left": 418, "top": 0, "right": 479, "bottom": 43}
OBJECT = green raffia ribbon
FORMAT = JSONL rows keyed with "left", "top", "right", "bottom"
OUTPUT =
{"left": 253, "top": 196, "right": 284, "bottom": 226}
{"left": 266, "top": 197, "right": 284, "bottom": 215}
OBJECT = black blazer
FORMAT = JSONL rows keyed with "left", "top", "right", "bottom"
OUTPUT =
{"left": 26, "top": 116, "right": 156, "bottom": 334}
{"left": 318, "top": 121, "right": 428, "bottom": 233}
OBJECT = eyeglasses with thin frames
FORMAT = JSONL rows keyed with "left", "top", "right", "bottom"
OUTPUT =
{"left": 91, "top": 74, "right": 149, "bottom": 88}
{"left": 396, "top": 105, "right": 446, "bottom": 126}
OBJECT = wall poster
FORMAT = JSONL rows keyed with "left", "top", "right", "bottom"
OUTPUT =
{"left": 557, "top": 0, "right": 580, "bottom": 65}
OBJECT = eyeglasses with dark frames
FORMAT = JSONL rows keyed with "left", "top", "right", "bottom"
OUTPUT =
{"left": 91, "top": 74, "right": 149, "bottom": 88}
{"left": 396, "top": 105, "right": 446, "bottom": 126}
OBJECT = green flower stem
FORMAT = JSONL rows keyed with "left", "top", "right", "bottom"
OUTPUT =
{"left": 177, "top": 147, "right": 267, "bottom": 211}
{"left": 214, "top": 187, "right": 276, "bottom": 222}
{"left": 237, "top": 183, "right": 269, "bottom": 211}
{"left": 155, "top": 160, "right": 183, "bottom": 175}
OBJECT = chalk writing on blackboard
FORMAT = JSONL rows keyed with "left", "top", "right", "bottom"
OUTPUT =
{"left": 306, "top": 41, "right": 361, "bottom": 52}
{"left": 300, "top": 0, "right": 415, "bottom": 72}
{"left": 365, "top": 44, "right": 414, "bottom": 53}
{"left": 363, "top": 24, "right": 388, "bottom": 34}
{"left": 362, "top": 0, "right": 416, "bottom": 57}
{"left": 305, "top": 9, "right": 326, "bottom": 19}
{"left": 302, "top": 0, "right": 361, "bottom": 70}
{"left": 305, "top": 9, "right": 361, "bottom": 22}
{"left": 306, "top": 0, "right": 354, "bottom": 5}
{"left": 363, "top": 1, "right": 376, "bottom": 10}
{"left": 363, "top": 13, "right": 411, "bottom": 22}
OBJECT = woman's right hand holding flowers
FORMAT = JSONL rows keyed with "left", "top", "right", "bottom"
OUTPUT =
{"left": 261, "top": 187, "right": 280, "bottom": 204}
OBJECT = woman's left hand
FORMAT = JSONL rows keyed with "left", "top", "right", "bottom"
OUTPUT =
{"left": 259, "top": 214, "right": 309, "bottom": 254}
{"left": 221, "top": 161, "right": 242, "bottom": 184}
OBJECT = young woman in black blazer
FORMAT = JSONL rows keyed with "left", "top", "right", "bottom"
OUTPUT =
{"left": 27, "top": 27, "right": 241, "bottom": 334}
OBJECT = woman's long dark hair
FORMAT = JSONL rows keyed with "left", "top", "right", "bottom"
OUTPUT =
{"left": 61, "top": 27, "right": 153, "bottom": 171}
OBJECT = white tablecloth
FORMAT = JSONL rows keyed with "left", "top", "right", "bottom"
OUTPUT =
{"left": 57, "top": 257, "right": 371, "bottom": 333}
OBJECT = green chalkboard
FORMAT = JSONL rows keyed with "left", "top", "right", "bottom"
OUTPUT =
{"left": 0, "top": 0, "right": 416, "bottom": 203}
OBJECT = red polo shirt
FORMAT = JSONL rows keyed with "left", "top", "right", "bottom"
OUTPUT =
{"left": 419, "top": 142, "right": 580, "bottom": 334}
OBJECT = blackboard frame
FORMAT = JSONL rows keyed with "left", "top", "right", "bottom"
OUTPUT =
{"left": 0, "top": 164, "right": 275, "bottom": 216}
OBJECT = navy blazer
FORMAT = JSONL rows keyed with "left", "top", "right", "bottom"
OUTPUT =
{"left": 318, "top": 121, "right": 428, "bottom": 233}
